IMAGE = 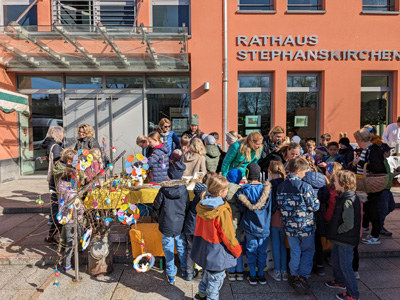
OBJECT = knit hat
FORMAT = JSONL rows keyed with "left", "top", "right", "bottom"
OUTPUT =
{"left": 226, "top": 132, "right": 238, "bottom": 144}
{"left": 204, "top": 135, "right": 216, "bottom": 145}
{"left": 170, "top": 149, "right": 182, "bottom": 163}
{"left": 315, "top": 147, "right": 328, "bottom": 156}
{"left": 226, "top": 168, "right": 242, "bottom": 184}
{"left": 246, "top": 163, "right": 261, "bottom": 181}
{"left": 339, "top": 137, "right": 350, "bottom": 148}
{"left": 167, "top": 161, "right": 186, "bottom": 180}
{"left": 191, "top": 114, "right": 200, "bottom": 126}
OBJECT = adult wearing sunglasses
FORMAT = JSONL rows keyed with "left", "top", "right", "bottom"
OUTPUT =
{"left": 74, "top": 123, "right": 110, "bottom": 166}
{"left": 157, "top": 118, "right": 180, "bottom": 156}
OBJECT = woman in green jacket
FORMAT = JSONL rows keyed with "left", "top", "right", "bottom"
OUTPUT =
{"left": 221, "top": 131, "right": 263, "bottom": 177}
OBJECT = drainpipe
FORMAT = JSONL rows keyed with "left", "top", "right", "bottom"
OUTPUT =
{"left": 223, "top": 0, "right": 228, "bottom": 150}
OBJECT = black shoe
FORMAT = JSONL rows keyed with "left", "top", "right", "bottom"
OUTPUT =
{"left": 257, "top": 276, "right": 267, "bottom": 285}
{"left": 380, "top": 227, "right": 393, "bottom": 237}
{"left": 317, "top": 265, "right": 325, "bottom": 276}
{"left": 288, "top": 275, "right": 297, "bottom": 287}
{"left": 295, "top": 276, "right": 312, "bottom": 295}
{"left": 247, "top": 276, "right": 257, "bottom": 285}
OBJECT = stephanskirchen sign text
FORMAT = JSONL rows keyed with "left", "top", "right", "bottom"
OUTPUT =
{"left": 236, "top": 35, "right": 400, "bottom": 61}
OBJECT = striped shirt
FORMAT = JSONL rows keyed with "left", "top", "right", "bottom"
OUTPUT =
{"left": 356, "top": 145, "right": 372, "bottom": 175}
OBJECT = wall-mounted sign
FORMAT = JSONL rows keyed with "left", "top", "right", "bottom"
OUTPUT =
{"left": 236, "top": 35, "right": 400, "bottom": 61}
{"left": 294, "top": 116, "right": 308, "bottom": 127}
{"left": 245, "top": 115, "right": 261, "bottom": 127}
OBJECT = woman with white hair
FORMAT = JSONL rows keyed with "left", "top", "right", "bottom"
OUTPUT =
{"left": 41, "top": 126, "right": 64, "bottom": 244}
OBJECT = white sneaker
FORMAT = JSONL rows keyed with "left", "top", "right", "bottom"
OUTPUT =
{"left": 361, "top": 236, "right": 381, "bottom": 245}
{"left": 268, "top": 269, "right": 281, "bottom": 281}
{"left": 228, "top": 273, "right": 236, "bottom": 281}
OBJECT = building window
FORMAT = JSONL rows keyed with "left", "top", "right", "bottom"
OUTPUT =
{"left": 363, "top": 0, "right": 395, "bottom": 11}
{"left": 147, "top": 94, "right": 190, "bottom": 135}
{"left": 146, "top": 76, "right": 190, "bottom": 88}
{"left": 17, "top": 76, "right": 63, "bottom": 89}
{"left": 65, "top": 76, "right": 103, "bottom": 88}
{"left": 361, "top": 73, "right": 392, "bottom": 136}
{"left": 287, "top": 73, "right": 320, "bottom": 144}
{"left": 151, "top": 0, "right": 190, "bottom": 33}
{"left": 287, "top": 0, "right": 323, "bottom": 11}
{"left": 2, "top": 1, "right": 37, "bottom": 26}
{"left": 98, "top": 1, "right": 136, "bottom": 26}
{"left": 146, "top": 75, "right": 190, "bottom": 135}
{"left": 238, "top": 74, "right": 272, "bottom": 137}
{"left": 238, "top": 0, "right": 274, "bottom": 11}
{"left": 52, "top": 1, "right": 136, "bottom": 26}
{"left": 106, "top": 76, "right": 143, "bottom": 88}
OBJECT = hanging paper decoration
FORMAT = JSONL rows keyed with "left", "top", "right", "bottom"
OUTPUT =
{"left": 104, "top": 218, "right": 112, "bottom": 227}
{"left": 133, "top": 253, "right": 155, "bottom": 273}
{"left": 135, "top": 153, "right": 144, "bottom": 161}
{"left": 36, "top": 198, "right": 44, "bottom": 206}
{"left": 110, "top": 147, "right": 117, "bottom": 153}
{"left": 81, "top": 228, "right": 92, "bottom": 251}
{"left": 53, "top": 278, "right": 59, "bottom": 286}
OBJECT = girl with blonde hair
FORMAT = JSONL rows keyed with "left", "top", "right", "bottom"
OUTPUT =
{"left": 182, "top": 138, "right": 207, "bottom": 176}
{"left": 221, "top": 131, "right": 263, "bottom": 177}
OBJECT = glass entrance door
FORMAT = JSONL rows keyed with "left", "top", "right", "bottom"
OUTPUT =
{"left": 64, "top": 92, "right": 143, "bottom": 165}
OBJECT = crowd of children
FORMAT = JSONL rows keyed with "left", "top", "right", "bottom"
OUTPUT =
{"left": 44, "top": 115, "right": 400, "bottom": 300}
{"left": 147, "top": 121, "right": 399, "bottom": 300}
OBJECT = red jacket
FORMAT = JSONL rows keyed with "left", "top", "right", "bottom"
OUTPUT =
{"left": 191, "top": 196, "right": 242, "bottom": 271}
{"left": 324, "top": 187, "right": 338, "bottom": 223}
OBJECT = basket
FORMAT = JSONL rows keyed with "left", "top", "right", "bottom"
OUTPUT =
{"left": 356, "top": 163, "right": 389, "bottom": 194}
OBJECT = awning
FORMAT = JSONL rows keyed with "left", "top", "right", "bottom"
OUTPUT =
{"left": 0, "top": 24, "right": 189, "bottom": 72}
{"left": 0, "top": 89, "right": 29, "bottom": 116}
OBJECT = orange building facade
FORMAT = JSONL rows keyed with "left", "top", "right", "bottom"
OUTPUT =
{"left": 0, "top": 0, "right": 400, "bottom": 179}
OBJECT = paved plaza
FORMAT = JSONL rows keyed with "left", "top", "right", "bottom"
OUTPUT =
{"left": 1, "top": 177, "right": 400, "bottom": 300}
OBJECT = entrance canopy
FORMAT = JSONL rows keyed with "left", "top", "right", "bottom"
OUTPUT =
{"left": 0, "top": 24, "right": 189, "bottom": 72}
{"left": 0, "top": 88, "right": 29, "bottom": 116}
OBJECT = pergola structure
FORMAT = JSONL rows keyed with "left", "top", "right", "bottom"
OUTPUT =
{"left": 0, "top": 23, "right": 189, "bottom": 72}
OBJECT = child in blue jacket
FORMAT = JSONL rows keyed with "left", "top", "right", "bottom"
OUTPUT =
{"left": 237, "top": 163, "right": 272, "bottom": 285}
{"left": 277, "top": 157, "right": 320, "bottom": 295}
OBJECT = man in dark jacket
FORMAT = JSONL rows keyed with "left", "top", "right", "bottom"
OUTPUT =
{"left": 152, "top": 161, "right": 189, "bottom": 285}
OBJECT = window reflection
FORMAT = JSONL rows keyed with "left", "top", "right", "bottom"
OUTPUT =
{"left": 287, "top": 75, "right": 319, "bottom": 144}
{"left": 147, "top": 94, "right": 190, "bottom": 136}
